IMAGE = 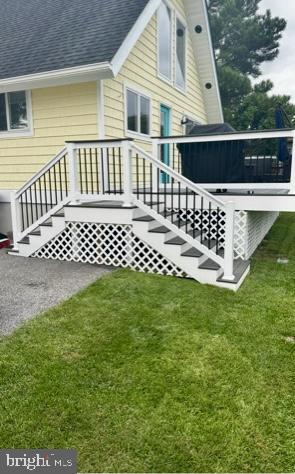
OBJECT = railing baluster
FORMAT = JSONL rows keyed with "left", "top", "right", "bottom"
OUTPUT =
{"left": 164, "top": 171, "right": 167, "bottom": 217}
{"left": 58, "top": 160, "right": 63, "bottom": 200}
{"left": 201, "top": 197, "right": 204, "bottom": 244}
{"left": 84, "top": 148, "right": 88, "bottom": 195}
{"left": 100, "top": 148, "right": 105, "bottom": 194}
{"left": 20, "top": 193, "right": 24, "bottom": 232}
{"left": 64, "top": 156, "right": 68, "bottom": 197}
{"left": 90, "top": 148, "right": 94, "bottom": 194}
{"left": 107, "top": 148, "right": 111, "bottom": 194}
{"left": 193, "top": 192, "right": 196, "bottom": 238}
{"left": 178, "top": 181, "right": 181, "bottom": 228}
{"left": 143, "top": 159, "right": 146, "bottom": 204}
{"left": 112, "top": 147, "right": 117, "bottom": 194}
{"left": 136, "top": 153, "right": 139, "bottom": 199}
{"left": 208, "top": 201, "right": 212, "bottom": 249}
{"left": 34, "top": 182, "right": 38, "bottom": 222}
{"left": 150, "top": 162, "right": 152, "bottom": 207}
{"left": 53, "top": 164, "right": 58, "bottom": 205}
{"left": 78, "top": 149, "right": 83, "bottom": 194}
{"left": 216, "top": 207, "right": 220, "bottom": 255}
{"left": 49, "top": 168, "right": 53, "bottom": 209}
{"left": 43, "top": 174, "right": 48, "bottom": 213}
{"left": 95, "top": 148, "right": 99, "bottom": 194}
{"left": 118, "top": 147, "right": 123, "bottom": 194}
{"left": 29, "top": 186, "right": 33, "bottom": 227}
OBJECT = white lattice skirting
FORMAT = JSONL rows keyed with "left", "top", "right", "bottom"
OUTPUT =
{"left": 234, "top": 210, "right": 279, "bottom": 260}
{"left": 168, "top": 208, "right": 276, "bottom": 260}
{"left": 32, "top": 211, "right": 278, "bottom": 273}
{"left": 33, "top": 222, "right": 185, "bottom": 278}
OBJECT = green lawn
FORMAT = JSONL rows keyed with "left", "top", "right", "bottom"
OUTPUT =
{"left": 1, "top": 214, "right": 295, "bottom": 473}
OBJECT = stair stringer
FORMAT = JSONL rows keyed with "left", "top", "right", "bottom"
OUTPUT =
{"left": 132, "top": 219, "right": 224, "bottom": 286}
{"left": 133, "top": 198, "right": 225, "bottom": 269}
{"left": 9, "top": 215, "right": 66, "bottom": 257}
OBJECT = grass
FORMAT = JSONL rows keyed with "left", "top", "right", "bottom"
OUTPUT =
{"left": 0, "top": 214, "right": 295, "bottom": 473}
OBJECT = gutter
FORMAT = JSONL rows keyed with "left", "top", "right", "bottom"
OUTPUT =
{"left": 0, "top": 62, "right": 114, "bottom": 93}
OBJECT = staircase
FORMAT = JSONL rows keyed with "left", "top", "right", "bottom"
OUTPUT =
{"left": 9, "top": 139, "right": 250, "bottom": 291}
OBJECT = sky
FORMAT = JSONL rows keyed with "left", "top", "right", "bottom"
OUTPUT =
{"left": 259, "top": 0, "right": 295, "bottom": 101}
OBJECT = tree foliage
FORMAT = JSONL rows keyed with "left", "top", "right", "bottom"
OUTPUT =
{"left": 208, "top": 0, "right": 295, "bottom": 130}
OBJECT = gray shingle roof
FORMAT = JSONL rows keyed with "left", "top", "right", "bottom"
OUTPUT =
{"left": 0, "top": 0, "right": 150, "bottom": 80}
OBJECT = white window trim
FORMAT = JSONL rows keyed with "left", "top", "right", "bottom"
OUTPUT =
{"left": 174, "top": 13, "right": 187, "bottom": 93}
{"left": 157, "top": 0, "right": 173, "bottom": 85}
{"left": 124, "top": 84, "right": 152, "bottom": 140}
{"left": 0, "top": 90, "right": 33, "bottom": 139}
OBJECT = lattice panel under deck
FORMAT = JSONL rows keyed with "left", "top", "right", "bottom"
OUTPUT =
{"left": 234, "top": 211, "right": 248, "bottom": 260}
{"left": 32, "top": 223, "right": 185, "bottom": 278}
{"left": 245, "top": 211, "right": 279, "bottom": 259}
{"left": 169, "top": 208, "right": 248, "bottom": 260}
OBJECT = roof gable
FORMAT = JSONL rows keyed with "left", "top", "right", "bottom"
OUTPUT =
{"left": 0, "top": 0, "right": 149, "bottom": 80}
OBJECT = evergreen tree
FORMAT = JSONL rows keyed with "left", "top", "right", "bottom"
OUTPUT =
{"left": 208, "top": 0, "right": 295, "bottom": 129}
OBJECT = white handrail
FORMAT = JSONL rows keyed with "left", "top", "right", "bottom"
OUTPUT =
{"left": 131, "top": 143, "right": 225, "bottom": 208}
{"left": 154, "top": 129, "right": 295, "bottom": 145}
{"left": 15, "top": 147, "right": 67, "bottom": 198}
{"left": 131, "top": 142, "right": 235, "bottom": 279}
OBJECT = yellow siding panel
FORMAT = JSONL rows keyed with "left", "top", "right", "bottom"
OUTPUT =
{"left": 104, "top": 0, "right": 207, "bottom": 146}
{"left": 0, "top": 82, "right": 98, "bottom": 189}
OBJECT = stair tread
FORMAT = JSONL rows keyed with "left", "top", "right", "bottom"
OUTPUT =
{"left": 18, "top": 237, "right": 30, "bottom": 245}
{"left": 40, "top": 219, "right": 53, "bottom": 227}
{"left": 166, "top": 236, "right": 186, "bottom": 245}
{"left": 181, "top": 247, "right": 203, "bottom": 258}
{"left": 149, "top": 225, "right": 170, "bottom": 234}
{"left": 199, "top": 258, "right": 220, "bottom": 271}
{"left": 133, "top": 215, "right": 155, "bottom": 222}
{"left": 29, "top": 229, "right": 41, "bottom": 236}
{"left": 54, "top": 211, "right": 65, "bottom": 217}
{"left": 217, "top": 259, "right": 250, "bottom": 284}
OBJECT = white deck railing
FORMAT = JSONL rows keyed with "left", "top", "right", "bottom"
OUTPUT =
{"left": 11, "top": 129, "right": 295, "bottom": 279}
{"left": 152, "top": 129, "right": 295, "bottom": 192}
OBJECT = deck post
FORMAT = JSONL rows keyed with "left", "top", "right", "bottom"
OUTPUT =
{"left": 67, "top": 143, "right": 80, "bottom": 204}
{"left": 223, "top": 201, "right": 235, "bottom": 281}
{"left": 152, "top": 139, "right": 159, "bottom": 194}
{"left": 11, "top": 191, "right": 21, "bottom": 248}
{"left": 289, "top": 130, "right": 295, "bottom": 194}
{"left": 122, "top": 141, "right": 133, "bottom": 207}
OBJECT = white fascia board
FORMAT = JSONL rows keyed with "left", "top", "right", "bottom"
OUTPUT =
{"left": 201, "top": 0, "right": 223, "bottom": 122}
{"left": 111, "top": 0, "right": 162, "bottom": 76}
{"left": 0, "top": 62, "right": 113, "bottom": 93}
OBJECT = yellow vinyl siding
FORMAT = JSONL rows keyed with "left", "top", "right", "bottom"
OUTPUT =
{"left": 104, "top": 0, "right": 207, "bottom": 145}
{"left": 0, "top": 82, "right": 98, "bottom": 190}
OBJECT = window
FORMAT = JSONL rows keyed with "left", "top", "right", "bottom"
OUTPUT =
{"left": 158, "top": 2, "right": 172, "bottom": 81}
{"left": 0, "top": 91, "right": 30, "bottom": 134}
{"left": 126, "top": 88, "right": 151, "bottom": 136}
{"left": 175, "top": 18, "right": 186, "bottom": 89}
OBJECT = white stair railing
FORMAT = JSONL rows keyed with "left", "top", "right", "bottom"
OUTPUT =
{"left": 11, "top": 147, "right": 71, "bottom": 245}
{"left": 129, "top": 143, "right": 236, "bottom": 280}
{"left": 10, "top": 138, "right": 236, "bottom": 280}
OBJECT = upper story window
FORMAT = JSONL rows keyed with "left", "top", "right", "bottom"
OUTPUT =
{"left": 175, "top": 18, "right": 186, "bottom": 90}
{"left": 157, "top": 2, "right": 172, "bottom": 81}
{"left": 0, "top": 91, "right": 30, "bottom": 134}
{"left": 126, "top": 88, "right": 151, "bottom": 136}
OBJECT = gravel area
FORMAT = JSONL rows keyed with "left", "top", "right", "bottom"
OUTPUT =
{"left": 0, "top": 251, "right": 113, "bottom": 335}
